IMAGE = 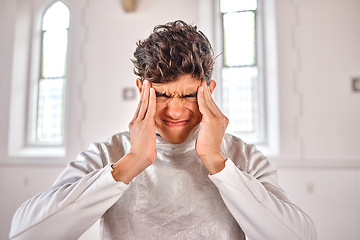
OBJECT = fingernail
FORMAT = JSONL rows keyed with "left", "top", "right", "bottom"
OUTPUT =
{"left": 200, "top": 86, "right": 204, "bottom": 92}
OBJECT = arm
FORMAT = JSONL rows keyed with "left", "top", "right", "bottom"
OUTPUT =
{"left": 10, "top": 80, "right": 157, "bottom": 240}
{"left": 209, "top": 149, "right": 317, "bottom": 239}
{"left": 196, "top": 80, "right": 316, "bottom": 239}
{"left": 9, "top": 144, "right": 129, "bottom": 240}
{"left": 111, "top": 79, "right": 157, "bottom": 184}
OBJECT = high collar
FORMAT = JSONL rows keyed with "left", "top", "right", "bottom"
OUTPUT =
{"left": 155, "top": 126, "right": 200, "bottom": 156}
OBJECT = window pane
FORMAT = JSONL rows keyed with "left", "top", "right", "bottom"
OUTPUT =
{"left": 42, "top": 29, "right": 68, "bottom": 78}
{"left": 220, "top": 0, "right": 257, "bottom": 13}
{"left": 42, "top": 2, "right": 69, "bottom": 30}
{"left": 223, "top": 11, "right": 255, "bottom": 66}
{"left": 37, "top": 78, "right": 65, "bottom": 143}
{"left": 222, "top": 67, "right": 259, "bottom": 137}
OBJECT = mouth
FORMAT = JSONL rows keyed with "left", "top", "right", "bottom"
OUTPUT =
{"left": 163, "top": 120, "right": 189, "bottom": 127}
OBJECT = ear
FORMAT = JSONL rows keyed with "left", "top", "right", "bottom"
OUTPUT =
{"left": 136, "top": 78, "right": 143, "bottom": 94}
{"left": 209, "top": 80, "right": 216, "bottom": 94}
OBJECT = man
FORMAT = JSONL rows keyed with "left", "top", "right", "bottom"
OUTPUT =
{"left": 10, "top": 20, "right": 316, "bottom": 239}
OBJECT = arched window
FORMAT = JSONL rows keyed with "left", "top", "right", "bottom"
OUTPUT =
{"left": 33, "top": 1, "right": 69, "bottom": 144}
{"left": 8, "top": 0, "right": 72, "bottom": 159}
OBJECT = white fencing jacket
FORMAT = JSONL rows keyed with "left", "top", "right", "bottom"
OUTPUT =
{"left": 10, "top": 131, "right": 316, "bottom": 239}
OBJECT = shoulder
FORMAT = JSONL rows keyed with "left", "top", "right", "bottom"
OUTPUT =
{"left": 222, "top": 132, "right": 246, "bottom": 146}
{"left": 221, "top": 133, "right": 277, "bottom": 176}
{"left": 221, "top": 133, "right": 249, "bottom": 171}
{"left": 96, "top": 131, "right": 131, "bottom": 166}
{"left": 101, "top": 131, "right": 130, "bottom": 146}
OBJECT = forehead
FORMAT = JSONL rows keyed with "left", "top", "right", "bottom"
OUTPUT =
{"left": 151, "top": 75, "right": 201, "bottom": 92}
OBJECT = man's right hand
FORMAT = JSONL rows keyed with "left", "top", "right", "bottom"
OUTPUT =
{"left": 111, "top": 80, "right": 157, "bottom": 184}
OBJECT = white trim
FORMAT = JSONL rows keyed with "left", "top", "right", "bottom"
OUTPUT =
{"left": 8, "top": 0, "right": 35, "bottom": 158}
{"left": 273, "top": 158, "right": 360, "bottom": 168}
{"left": 256, "top": 0, "right": 279, "bottom": 156}
{"left": 7, "top": 146, "right": 66, "bottom": 158}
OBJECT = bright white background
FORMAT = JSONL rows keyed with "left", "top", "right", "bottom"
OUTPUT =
{"left": 0, "top": 0, "right": 359, "bottom": 239}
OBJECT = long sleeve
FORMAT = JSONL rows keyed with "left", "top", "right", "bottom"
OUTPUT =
{"left": 209, "top": 144, "right": 317, "bottom": 240}
{"left": 9, "top": 143, "right": 130, "bottom": 240}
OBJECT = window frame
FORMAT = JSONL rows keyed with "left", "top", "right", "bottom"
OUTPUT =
{"left": 28, "top": 1, "right": 69, "bottom": 146}
{"left": 7, "top": 0, "right": 72, "bottom": 160}
{"left": 215, "top": 0, "right": 279, "bottom": 155}
{"left": 219, "top": 0, "right": 265, "bottom": 144}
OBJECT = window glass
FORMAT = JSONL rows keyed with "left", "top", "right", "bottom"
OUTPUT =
{"left": 35, "top": 1, "right": 69, "bottom": 144}
{"left": 220, "top": 0, "right": 257, "bottom": 13}
{"left": 222, "top": 67, "right": 258, "bottom": 135}
{"left": 37, "top": 79, "right": 65, "bottom": 142}
{"left": 223, "top": 11, "right": 256, "bottom": 66}
{"left": 42, "top": 2, "right": 70, "bottom": 30}
{"left": 42, "top": 29, "right": 68, "bottom": 78}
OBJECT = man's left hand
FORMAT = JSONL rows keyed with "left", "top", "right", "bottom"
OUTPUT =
{"left": 196, "top": 80, "right": 229, "bottom": 174}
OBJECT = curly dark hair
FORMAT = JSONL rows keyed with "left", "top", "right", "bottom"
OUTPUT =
{"left": 132, "top": 20, "right": 215, "bottom": 85}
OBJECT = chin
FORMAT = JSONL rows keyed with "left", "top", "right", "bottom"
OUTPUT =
{"left": 156, "top": 122, "right": 200, "bottom": 144}
{"left": 158, "top": 128, "right": 195, "bottom": 144}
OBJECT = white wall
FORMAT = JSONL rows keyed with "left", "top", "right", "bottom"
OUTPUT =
{"left": 0, "top": 0, "right": 359, "bottom": 239}
{"left": 274, "top": 1, "right": 360, "bottom": 239}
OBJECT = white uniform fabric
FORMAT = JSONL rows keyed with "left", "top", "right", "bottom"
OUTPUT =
{"left": 9, "top": 131, "right": 316, "bottom": 240}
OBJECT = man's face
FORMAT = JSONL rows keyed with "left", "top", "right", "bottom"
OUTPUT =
{"left": 137, "top": 74, "right": 214, "bottom": 144}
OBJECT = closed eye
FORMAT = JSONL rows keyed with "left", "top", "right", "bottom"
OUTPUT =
{"left": 181, "top": 92, "right": 197, "bottom": 100}
{"left": 182, "top": 92, "right": 197, "bottom": 98}
{"left": 155, "top": 92, "right": 171, "bottom": 98}
{"left": 181, "top": 92, "right": 198, "bottom": 102}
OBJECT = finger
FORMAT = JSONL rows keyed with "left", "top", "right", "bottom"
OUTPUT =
{"left": 131, "top": 80, "right": 147, "bottom": 123}
{"left": 145, "top": 87, "right": 156, "bottom": 119}
{"left": 202, "top": 81, "right": 224, "bottom": 117}
{"left": 199, "top": 82, "right": 229, "bottom": 131}
{"left": 197, "top": 84, "right": 213, "bottom": 118}
{"left": 137, "top": 80, "right": 150, "bottom": 120}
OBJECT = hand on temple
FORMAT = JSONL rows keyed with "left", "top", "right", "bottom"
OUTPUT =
{"left": 196, "top": 80, "right": 229, "bottom": 174}
{"left": 112, "top": 80, "right": 157, "bottom": 184}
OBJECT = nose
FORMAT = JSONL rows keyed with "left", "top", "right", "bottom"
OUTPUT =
{"left": 165, "top": 98, "right": 186, "bottom": 120}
